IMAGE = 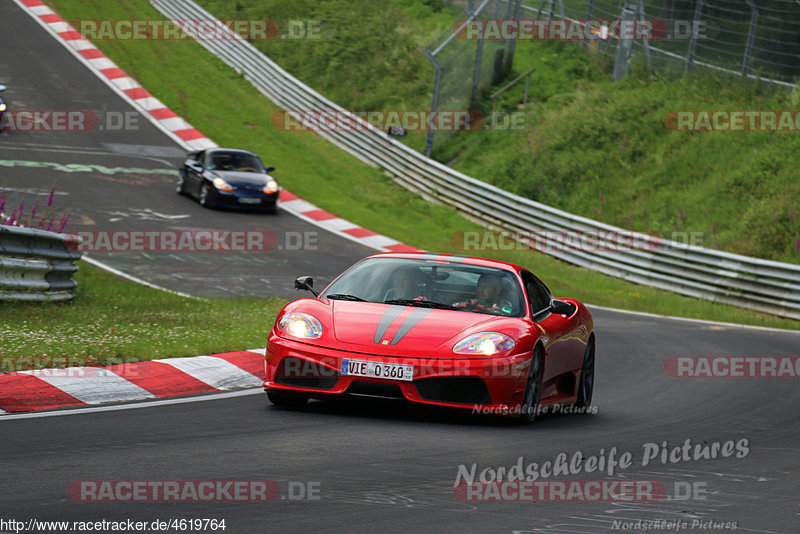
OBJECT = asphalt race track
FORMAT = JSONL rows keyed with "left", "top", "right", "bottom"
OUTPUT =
{"left": 2, "top": 2, "right": 799, "bottom": 534}
{"left": 2, "top": 308, "right": 799, "bottom": 533}
{"left": 0, "top": 0, "right": 375, "bottom": 299}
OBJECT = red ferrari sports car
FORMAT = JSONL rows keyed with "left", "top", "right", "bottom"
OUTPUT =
{"left": 264, "top": 253, "right": 595, "bottom": 423}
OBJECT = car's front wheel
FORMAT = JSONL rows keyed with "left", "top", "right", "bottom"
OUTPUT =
{"left": 267, "top": 391, "right": 308, "bottom": 408}
{"left": 519, "top": 346, "right": 544, "bottom": 424}
{"left": 198, "top": 185, "right": 213, "bottom": 208}
{"left": 575, "top": 335, "right": 595, "bottom": 408}
{"left": 176, "top": 175, "right": 186, "bottom": 194}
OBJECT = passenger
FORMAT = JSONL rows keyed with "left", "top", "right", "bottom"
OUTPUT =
{"left": 387, "top": 266, "right": 428, "bottom": 301}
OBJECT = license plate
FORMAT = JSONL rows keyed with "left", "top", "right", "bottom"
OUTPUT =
{"left": 238, "top": 197, "right": 261, "bottom": 204}
{"left": 341, "top": 359, "right": 414, "bottom": 382}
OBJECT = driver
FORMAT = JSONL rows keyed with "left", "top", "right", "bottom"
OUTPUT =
{"left": 454, "top": 273, "right": 513, "bottom": 314}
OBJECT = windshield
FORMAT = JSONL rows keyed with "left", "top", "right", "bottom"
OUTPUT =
{"left": 206, "top": 151, "right": 266, "bottom": 173}
{"left": 322, "top": 257, "right": 525, "bottom": 317}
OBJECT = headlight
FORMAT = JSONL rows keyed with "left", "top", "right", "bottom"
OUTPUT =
{"left": 453, "top": 332, "right": 515, "bottom": 355}
{"left": 277, "top": 312, "right": 323, "bottom": 339}
{"left": 263, "top": 180, "right": 279, "bottom": 193}
{"left": 212, "top": 177, "right": 233, "bottom": 191}
{"left": 0, "top": 104, "right": 6, "bottom": 112}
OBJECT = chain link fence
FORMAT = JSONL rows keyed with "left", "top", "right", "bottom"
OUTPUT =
{"left": 517, "top": 0, "right": 800, "bottom": 85}
{"left": 423, "top": 0, "right": 523, "bottom": 156}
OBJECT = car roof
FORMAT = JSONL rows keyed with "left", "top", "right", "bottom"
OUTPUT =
{"left": 363, "top": 252, "right": 524, "bottom": 274}
{"left": 206, "top": 148, "right": 259, "bottom": 156}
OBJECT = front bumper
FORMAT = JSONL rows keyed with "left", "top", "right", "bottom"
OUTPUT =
{"left": 264, "top": 335, "right": 533, "bottom": 412}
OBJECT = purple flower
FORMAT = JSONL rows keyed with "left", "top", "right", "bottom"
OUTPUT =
{"left": 46, "top": 187, "right": 55, "bottom": 208}
{"left": 627, "top": 217, "right": 632, "bottom": 227}
{"left": 679, "top": 207, "right": 684, "bottom": 221}
{"left": 598, "top": 193, "right": 604, "bottom": 202}
{"left": 712, "top": 222, "right": 716, "bottom": 235}
{"left": 674, "top": 222, "right": 678, "bottom": 232}
{"left": 55, "top": 211, "right": 70, "bottom": 233}
{"left": 643, "top": 208, "right": 647, "bottom": 217}
{"left": 703, "top": 208, "right": 706, "bottom": 217}
{"left": 45, "top": 216, "right": 54, "bottom": 231}
{"left": 790, "top": 209, "right": 794, "bottom": 221}
{"left": 30, "top": 202, "right": 39, "bottom": 220}
{"left": 775, "top": 213, "right": 780, "bottom": 220}
{"left": 592, "top": 207, "right": 600, "bottom": 214}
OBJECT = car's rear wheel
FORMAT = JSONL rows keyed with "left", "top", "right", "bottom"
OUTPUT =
{"left": 519, "top": 346, "right": 543, "bottom": 424}
{"left": 267, "top": 391, "right": 308, "bottom": 408}
{"left": 575, "top": 335, "right": 595, "bottom": 408}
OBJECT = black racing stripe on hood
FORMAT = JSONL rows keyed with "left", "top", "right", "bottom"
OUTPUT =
{"left": 390, "top": 308, "right": 433, "bottom": 345}
{"left": 374, "top": 305, "right": 406, "bottom": 344}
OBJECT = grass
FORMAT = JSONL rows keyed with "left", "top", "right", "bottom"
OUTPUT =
{"left": 188, "top": 0, "right": 800, "bottom": 265}
{"left": 10, "top": 0, "right": 792, "bottom": 350}
{"left": 0, "top": 262, "right": 285, "bottom": 367}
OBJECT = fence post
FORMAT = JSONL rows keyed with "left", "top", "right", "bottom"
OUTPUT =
{"left": 686, "top": 0, "right": 704, "bottom": 73}
{"left": 613, "top": 0, "right": 637, "bottom": 81}
{"left": 471, "top": 38, "right": 484, "bottom": 107}
{"left": 583, "top": 0, "right": 595, "bottom": 50}
{"left": 742, "top": 0, "right": 759, "bottom": 77}
{"left": 424, "top": 49, "right": 442, "bottom": 158}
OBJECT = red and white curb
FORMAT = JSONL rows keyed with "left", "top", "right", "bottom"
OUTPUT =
{"left": 0, "top": 350, "right": 267, "bottom": 414}
{"left": 15, "top": 0, "right": 423, "bottom": 255}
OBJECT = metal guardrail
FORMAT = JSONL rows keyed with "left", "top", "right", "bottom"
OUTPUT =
{"left": 151, "top": 0, "right": 800, "bottom": 321}
{"left": 0, "top": 226, "right": 82, "bottom": 301}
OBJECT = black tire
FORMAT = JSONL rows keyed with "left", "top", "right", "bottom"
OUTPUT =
{"left": 267, "top": 391, "right": 308, "bottom": 408}
{"left": 198, "top": 185, "right": 213, "bottom": 208}
{"left": 519, "top": 346, "right": 544, "bottom": 424}
{"left": 575, "top": 335, "right": 595, "bottom": 408}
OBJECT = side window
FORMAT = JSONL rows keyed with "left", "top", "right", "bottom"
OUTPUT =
{"left": 521, "top": 270, "right": 551, "bottom": 314}
{"left": 194, "top": 150, "right": 204, "bottom": 162}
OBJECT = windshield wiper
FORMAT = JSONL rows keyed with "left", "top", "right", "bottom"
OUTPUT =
{"left": 383, "top": 298, "right": 458, "bottom": 310}
{"left": 326, "top": 293, "right": 367, "bottom": 302}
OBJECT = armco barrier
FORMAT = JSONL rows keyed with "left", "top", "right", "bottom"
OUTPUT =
{"left": 0, "top": 226, "right": 82, "bottom": 301}
{"left": 150, "top": 0, "right": 800, "bottom": 320}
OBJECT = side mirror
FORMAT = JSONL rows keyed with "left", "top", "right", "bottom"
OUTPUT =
{"left": 265, "top": 166, "right": 275, "bottom": 173}
{"left": 550, "top": 299, "right": 575, "bottom": 316}
{"left": 294, "top": 276, "right": 318, "bottom": 296}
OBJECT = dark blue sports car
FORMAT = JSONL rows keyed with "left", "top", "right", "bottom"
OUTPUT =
{"left": 177, "top": 148, "right": 280, "bottom": 213}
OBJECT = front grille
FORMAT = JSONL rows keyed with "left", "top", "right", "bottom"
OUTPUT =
{"left": 274, "top": 357, "right": 339, "bottom": 390}
{"left": 414, "top": 377, "right": 492, "bottom": 405}
{"left": 346, "top": 381, "right": 404, "bottom": 399}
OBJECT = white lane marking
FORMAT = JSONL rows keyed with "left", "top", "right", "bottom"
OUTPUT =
{"left": 279, "top": 199, "right": 318, "bottom": 213}
{"left": 18, "top": 368, "right": 156, "bottom": 404}
{"left": 588, "top": 303, "right": 800, "bottom": 334}
{"left": 137, "top": 97, "right": 168, "bottom": 111}
{"left": 153, "top": 356, "right": 262, "bottom": 389}
{"left": 80, "top": 255, "right": 201, "bottom": 299}
{"left": 0, "top": 389, "right": 263, "bottom": 421}
{"left": 248, "top": 348, "right": 267, "bottom": 356}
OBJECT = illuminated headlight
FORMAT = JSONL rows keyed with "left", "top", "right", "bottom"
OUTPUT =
{"left": 212, "top": 177, "right": 233, "bottom": 191}
{"left": 278, "top": 312, "right": 323, "bottom": 339}
{"left": 263, "top": 180, "right": 279, "bottom": 193}
{"left": 0, "top": 104, "right": 6, "bottom": 112}
{"left": 453, "top": 332, "right": 515, "bottom": 355}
